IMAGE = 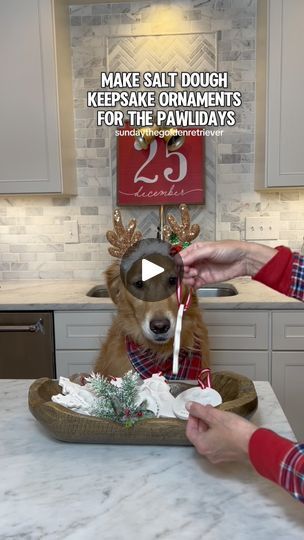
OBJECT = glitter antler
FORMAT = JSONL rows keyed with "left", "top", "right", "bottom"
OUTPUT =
{"left": 163, "top": 203, "right": 200, "bottom": 246}
{"left": 106, "top": 209, "right": 143, "bottom": 258}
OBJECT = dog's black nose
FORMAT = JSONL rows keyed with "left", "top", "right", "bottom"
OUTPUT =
{"left": 150, "top": 318, "right": 170, "bottom": 334}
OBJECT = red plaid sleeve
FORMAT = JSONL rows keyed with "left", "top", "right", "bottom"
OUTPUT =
{"left": 253, "top": 246, "right": 304, "bottom": 301}
{"left": 252, "top": 246, "right": 293, "bottom": 296}
{"left": 249, "top": 428, "right": 304, "bottom": 503}
{"left": 289, "top": 252, "right": 304, "bottom": 301}
{"left": 280, "top": 444, "right": 304, "bottom": 502}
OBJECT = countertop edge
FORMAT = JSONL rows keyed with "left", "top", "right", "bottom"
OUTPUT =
{"left": 0, "top": 278, "right": 303, "bottom": 311}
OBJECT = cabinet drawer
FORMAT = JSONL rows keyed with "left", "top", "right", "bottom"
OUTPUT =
{"left": 203, "top": 311, "right": 269, "bottom": 350}
{"left": 54, "top": 311, "right": 113, "bottom": 350}
{"left": 272, "top": 312, "right": 304, "bottom": 350}
{"left": 56, "top": 350, "right": 98, "bottom": 378}
{"left": 210, "top": 351, "right": 270, "bottom": 381}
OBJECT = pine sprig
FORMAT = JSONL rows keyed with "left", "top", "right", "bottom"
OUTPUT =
{"left": 120, "top": 371, "right": 140, "bottom": 409}
{"left": 85, "top": 371, "right": 155, "bottom": 427}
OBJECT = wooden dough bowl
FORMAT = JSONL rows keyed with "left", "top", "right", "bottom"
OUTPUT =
{"left": 28, "top": 371, "right": 258, "bottom": 446}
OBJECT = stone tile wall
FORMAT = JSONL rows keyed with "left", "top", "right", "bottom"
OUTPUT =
{"left": 0, "top": 0, "right": 304, "bottom": 280}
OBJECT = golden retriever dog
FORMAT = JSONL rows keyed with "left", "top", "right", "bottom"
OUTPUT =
{"left": 94, "top": 253, "right": 209, "bottom": 380}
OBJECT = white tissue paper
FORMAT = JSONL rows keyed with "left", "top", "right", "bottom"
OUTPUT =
{"left": 51, "top": 377, "right": 97, "bottom": 415}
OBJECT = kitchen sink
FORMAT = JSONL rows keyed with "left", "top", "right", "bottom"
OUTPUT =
{"left": 87, "top": 285, "right": 110, "bottom": 298}
{"left": 86, "top": 283, "right": 238, "bottom": 298}
{"left": 197, "top": 283, "right": 238, "bottom": 297}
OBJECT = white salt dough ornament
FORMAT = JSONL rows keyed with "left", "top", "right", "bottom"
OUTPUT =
{"left": 172, "top": 303, "right": 184, "bottom": 374}
{"left": 172, "top": 284, "right": 192, "bottom": 375}
{"left": 137, "top": 374, "right": 176, "bottom": 418}
{"left": 173, "top": 386, "right": 223, "bottom": 420}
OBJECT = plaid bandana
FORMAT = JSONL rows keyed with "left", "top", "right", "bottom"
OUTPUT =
{"left": 125, "top": 335, "right": 203, "bottom": 380}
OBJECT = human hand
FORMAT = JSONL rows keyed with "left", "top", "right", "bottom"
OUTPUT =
{"left": 185, "top": 402, "right": 258, "bottom": 463}
{"left": 179, "top": 240, "right": 277, "bottom": 288}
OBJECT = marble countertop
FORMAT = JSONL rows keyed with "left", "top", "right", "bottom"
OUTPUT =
{"left": 0, "top": 277, "right": 302, "bottom": 310}
{"left": 1, "top": 380, "right": 304, "bottom": 539}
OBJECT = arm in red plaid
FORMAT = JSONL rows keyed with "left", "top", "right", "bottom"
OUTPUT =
{"left": 249, "top": 428, "right": 304, "bottom": 503}
{"left": 250, "top": 247, "right": 304, "bottom": 501}
{"left": 253, "top": 246, "right": 304, "bottom": 301}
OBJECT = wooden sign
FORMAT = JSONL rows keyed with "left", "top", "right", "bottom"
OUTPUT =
{"left": 117, "top": 127, "right": 205, "bottom": 206}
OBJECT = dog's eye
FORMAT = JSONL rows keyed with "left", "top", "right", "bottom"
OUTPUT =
{"left": 168, "top": 276, "right": 177, "bottom": 286}
{"left": 134, "top": 280, "right": 144, "bottom": 289}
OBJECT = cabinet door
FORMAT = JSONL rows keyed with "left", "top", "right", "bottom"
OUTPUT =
{"left": 272, "top": 352, "right": 304, "bottom": 439}
{"left": 56, "top": 350, "right": 98, "bottom": 378}
{"left": 272, "top": 312, "right": 304, "bottom": 351}
{"left": 256, "top": 0, "right": 304, "bottom": 188}
{"left": 203, "top": 311, "right": 268, "bottom": 350}
{"left": 211, "top": 351, "right": 270, "bottom": 381}
{"left": 268, "top": 0, "right": 304, "bottom": 186}
{"left": 54, "top": 311, "right": 113, "bottom": 350}
{"left": 0, "top": 0, "right": 75, "bottom": 194}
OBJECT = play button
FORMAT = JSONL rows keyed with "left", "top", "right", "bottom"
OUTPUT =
{"left": 142, "top": 259, "right": 164, "bottom": 282}
{"left": 120, "top": 238, "right": 184, "bottom": 302}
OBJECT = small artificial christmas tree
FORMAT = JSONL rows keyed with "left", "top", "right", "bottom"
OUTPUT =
{"left": 86, "top": 371, "right": 155, "bottom": 428}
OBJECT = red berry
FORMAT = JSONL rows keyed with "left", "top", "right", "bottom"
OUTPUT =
{"left": 170, "top": 245, "right": 183, "bottom": 256}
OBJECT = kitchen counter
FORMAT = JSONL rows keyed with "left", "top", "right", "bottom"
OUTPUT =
{"left": 1, "top": 380, "right": 303, "bottom": 539}
{"left": 0, "top": 277, "right": 302, "bottom": 310}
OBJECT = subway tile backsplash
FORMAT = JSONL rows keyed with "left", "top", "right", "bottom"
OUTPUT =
{"left": 1, "top": 0, "right": 304, "bottom": 280}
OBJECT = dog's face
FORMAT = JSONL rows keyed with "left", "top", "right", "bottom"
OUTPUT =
{"left": 105, "top": 260, "right": 181, "bottom": 345}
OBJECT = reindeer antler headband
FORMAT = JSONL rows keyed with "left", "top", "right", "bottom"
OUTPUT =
{"left": 106, "top": 209, "right": 142, "bottom": 258}
{"left": 106, "top": 204, "right": 200, "bottom": 258}
{"left": 163, "top": 204, "right": 200, "bottom": 254}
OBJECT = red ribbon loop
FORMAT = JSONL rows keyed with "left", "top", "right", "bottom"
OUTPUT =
{"left": 198, "top": 368, "right": 212, "bottom": 389}
{"left": 176, "top": 279, "right": 192, "bottom": 311}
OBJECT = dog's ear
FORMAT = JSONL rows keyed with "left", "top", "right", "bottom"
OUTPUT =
{"left": 105, "top": 261, "right": 122, "bottom": 304}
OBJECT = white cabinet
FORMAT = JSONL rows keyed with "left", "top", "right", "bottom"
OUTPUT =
{"left": 54, "top": 309, "right": 271, "bottom": 380}
{"left": 272, "top": 353, "right": 304, "bottom": 440}
{"left": 210, "top": 351, "right": 269, "bottom": 380}
{"left": 54, "top": 311, "right": 114, "bottom": 376}
{"left": 203, "top": 309, "right": 304, "bottom": 439}
{"left": 0, "top": 0, "right": 76, "bottom": 195}
{"left": 272, "top": 312, "right": 304, "bottom": 351}
{"left": 56, "top": 351, "right": 100, "bottom": 378}
{"left": 271, "top": 312, "right": 304, "bottom": 439}
{"left": 256, "top": 0, "right": 304, "bottom": 188}
{"left": 204, "top": 311, "right": 270, "bottom": 380}
{"left": 204, "top": 311, "right": 268, "bottom": 350}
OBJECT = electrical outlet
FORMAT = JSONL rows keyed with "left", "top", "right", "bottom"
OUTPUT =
{"left": 64, "top": 220, "right": 79, "bottom": 243}
{"left": 245, "top": 215, "right": 279, "bottom": 240}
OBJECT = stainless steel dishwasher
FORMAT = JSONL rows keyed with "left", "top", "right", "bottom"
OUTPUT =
{"left": 0, "top": 312, "right": 55, "bottom": 378}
